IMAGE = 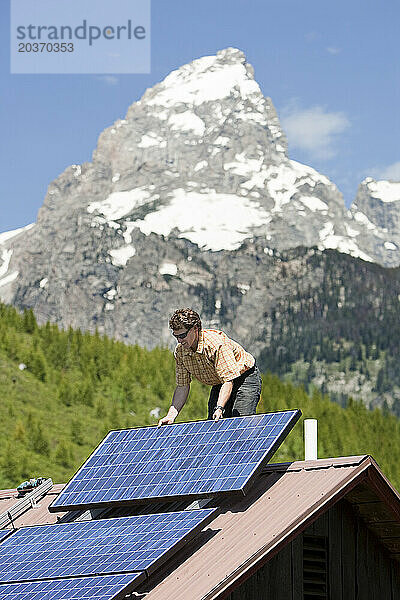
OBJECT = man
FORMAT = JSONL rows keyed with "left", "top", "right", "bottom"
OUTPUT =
{"left": 158, "top": 308, "right": 262, "bottom": 425}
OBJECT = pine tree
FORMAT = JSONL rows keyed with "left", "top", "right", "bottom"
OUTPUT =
{"left": 22, "top": 309, "right": 37, "bottom": 334}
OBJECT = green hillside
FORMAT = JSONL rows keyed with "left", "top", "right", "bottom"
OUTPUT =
{"left": 257, "top": 248, "right": 400, "bottom": 414}
{"left": 0, "top": 302, "right": 399, "bottom": 491}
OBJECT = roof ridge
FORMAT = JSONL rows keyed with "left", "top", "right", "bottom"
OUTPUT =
{"left": 262, "top": 455, "right": 369, "bottom": 473}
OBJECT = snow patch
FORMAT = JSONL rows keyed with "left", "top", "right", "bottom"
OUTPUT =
{"left": 107, "top": 221, "right": 120, "bottom": 230}
{"left": 194, "top": 160, "right": 208, "bottom": 172}
{"left": 0, "top": 271, "right": 18, "bottom": 287}
{"left": 112, "top": 173, "right": 120, "bottom": 183}
{"left": 240, "top": 160, "right": 334, "bottom": 213}
{"left": 39, "top": 278, "right": 48, "bottom": 288}
{"left": 72, "top": 165, "right": 81, "bottom": 177}
{"left": 109, "top": 245, "right": 136, "bottom": 266}
{"left": 237, "top": 112, "right": 267, "bottom": 125}
{"left": 88, "top": 187, "right": 152, "bottom": 221}
{"left": 131, "top": 188, "right": 271, "bottom": 251}
{"left": 319, "top": 222, "right": 373, "bottom": 262}
{"left": 122, "top": 222, "right": 137, "bottom": 244}
{"left": 384, "top": 241, "right": 397, "bottom": 250}
{"left": 0, "top": 249, "right": 13, "bottom": 278}
{"left": 299, "top": 196, "right": 328, "bottom": 212}
{"left": 237, "top": 283, "right": 250, "bottom": 294}
{"left": 352, "top": 209, "right": 379, "bottom": 232}
{"left": 345, "top": 224, "right": 359, "bottom": 238}
{"left": 147, "top": 59, "right": 261, "bottom": 108}
{"left": 159, "top": 262, "right": 178, "bottom": 276}
{"left": 214, "top": 136, "right": 230, "bottom": 145}
{"left": 169, "top": 112, "right": 205, "bottom": 136}
{"left": 290, "top": 160, "right": 332, "bottom": 187}
{"left": 138, "top": 133, "right": 166, "bottom": 148}
{"left": 365, "top": 179, "right": 400, "bottom": 203}
{"left": 0, "top": 223, "right": 34, "bottom": 245}
{"left": 224, "top": 153, "right": 263, "bottom": 176}
{"left": 104, "top": 288, "right": 117, "bottom": 300}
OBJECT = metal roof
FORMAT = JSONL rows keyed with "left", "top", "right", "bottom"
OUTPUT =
{"left": 141, "top": 455, "right": 400, "bottom": 600}
{"left": 1, "top": 456, "right": 400, "bottom": 600}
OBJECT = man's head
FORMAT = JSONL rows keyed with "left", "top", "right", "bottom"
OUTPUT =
{"left": 169, "top": 308, "right": 202, "bottom": 351}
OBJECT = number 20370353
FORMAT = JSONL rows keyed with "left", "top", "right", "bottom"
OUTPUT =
{"left": 18, "top": 42, "right": 74, "bottom": 52}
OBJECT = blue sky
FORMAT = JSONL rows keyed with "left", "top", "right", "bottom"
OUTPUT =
{"left": 1, "top": 0, "right": 399, "bottom": 232}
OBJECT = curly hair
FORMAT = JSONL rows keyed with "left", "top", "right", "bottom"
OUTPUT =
{"left": 169, "top": 308, "right": 202, "bottom": 332}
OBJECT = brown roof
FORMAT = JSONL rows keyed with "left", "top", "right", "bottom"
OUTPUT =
{"left": 1, "top": 456, "right": 399, "bottom": 600}
{"left": 0, "top": 484, "right": 65, "bottom": 530}
{"left": 141, "top": 455, "right": 400, "bottom": 600}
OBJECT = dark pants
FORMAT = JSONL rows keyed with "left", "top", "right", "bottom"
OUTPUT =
{"left": 207, "top": 365, "right": 262, "bottom": 419}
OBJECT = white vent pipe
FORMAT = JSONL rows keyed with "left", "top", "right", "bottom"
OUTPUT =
{"left": 304, "top": 419, "right": 318, "bottom": 460}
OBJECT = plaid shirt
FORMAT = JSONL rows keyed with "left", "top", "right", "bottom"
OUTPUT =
{"left": 174, "top": 329, "right": 255, "bottom": 386}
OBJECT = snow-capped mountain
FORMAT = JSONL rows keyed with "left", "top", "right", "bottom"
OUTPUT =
{"left": 349, "top": 178, "right": 400, "bottom": 263}
{"left": 0, "top": 48, "right": 399, "bottom": 347}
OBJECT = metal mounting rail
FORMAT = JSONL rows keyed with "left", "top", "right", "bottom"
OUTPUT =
{"left": 0, "top": 478, "right": 53, "bottom": 530}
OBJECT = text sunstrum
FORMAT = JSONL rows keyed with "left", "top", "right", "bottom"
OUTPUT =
{"left": 16, "top": 20, "right": 146, "bottom": 46}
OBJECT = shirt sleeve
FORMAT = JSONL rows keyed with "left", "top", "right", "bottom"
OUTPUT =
{"left": 214, "top": 343, "right": 242, "bottom": 382}
{"left": 174, "top": 346, "right": 192, "bottom": 386}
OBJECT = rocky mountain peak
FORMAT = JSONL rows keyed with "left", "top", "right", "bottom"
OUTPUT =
{"left": 2, "top": 48, "right": 400, "bottom": 343}
{"left": 92, "top": 46, "right": 287, "bottom": 168}
{"left": 140, "top": 47, "right": 258, "bottom": 108}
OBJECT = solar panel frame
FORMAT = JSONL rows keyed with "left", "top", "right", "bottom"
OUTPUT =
{"left": 0, "top": 573, "right": 144, "bottom": 600}
{"left": 0, "top": 509, "right": 217, "bottom": 584}
{"left": 50, "top": 410, "right": 301, "bottom": 512}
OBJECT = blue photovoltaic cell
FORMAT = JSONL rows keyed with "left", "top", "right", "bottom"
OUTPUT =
{"left": 0, "top": 531, "right": 11, "bottom": 544}
{"left": 51, "top": 411, "right": 300, "bottom": 511}
{"left": 0, "top": 509, "right": 215, "bottom": 583}
{"left": 0, "top": 574, "right": 143, "bottom": 600}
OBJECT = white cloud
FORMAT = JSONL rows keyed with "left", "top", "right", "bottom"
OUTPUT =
{"left": 326, "top": 47, "right": 341, "bottom": 55}
{"left": 96, "top": 75, "right": 119, "bottom": 86}
{"left": 281, "top": 103, "right": 350, "bottom": 160}
{"left": 369, "top": 161, "right": 400, "bottom": 181}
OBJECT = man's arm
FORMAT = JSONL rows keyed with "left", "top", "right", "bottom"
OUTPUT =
{"left": 158, "top": 384, "right": 190, "bottom": 426}
{"left": 213, "top": 381, "right": 233, "bottom": 421}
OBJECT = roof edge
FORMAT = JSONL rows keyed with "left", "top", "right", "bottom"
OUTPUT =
{"left": 366, "top": 456, "right": 400, "bottom": 520}
{"left": 206, "top": 455, "right": 378, "bottom": 600}
{"left": 263, "top": 455, "right": 368, "bottom": 472}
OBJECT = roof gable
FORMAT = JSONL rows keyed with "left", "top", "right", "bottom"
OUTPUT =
{"left": 142, "top": 455, "right": 400, "bottom": 600}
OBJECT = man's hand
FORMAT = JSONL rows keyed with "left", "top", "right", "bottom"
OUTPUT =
{"left": 213, "top": 406, "right": 224, "bottom": 422}
{"left": 213, "top": 381, "right": 232, "bottom": 422}
{"left": 158, "top": 406, "right": 179, "bottom": 427}
{"left": 158, "top": 414, "right": 176, "bottom": 427}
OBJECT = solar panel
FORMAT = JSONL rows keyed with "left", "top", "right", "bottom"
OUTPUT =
{"left": 0, "top": 509, "right": 216, "bottom": 584}
{"left": 0, "top": 574, "right": 143, "bottom": 600}
{"left": 0, "top": 531, "right": 11, "bottom": 544}
{"left": 50, "top": 410, "right": 301, "bottom": 511}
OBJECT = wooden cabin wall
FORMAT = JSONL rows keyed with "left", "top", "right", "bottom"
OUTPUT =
{"left": 226, "top": 499, "right": 400, "bottom": 600}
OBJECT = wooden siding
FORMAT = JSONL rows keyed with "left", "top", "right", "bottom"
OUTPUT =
{"left": 226, "top": 499, "right": 400, "bottom": 600}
